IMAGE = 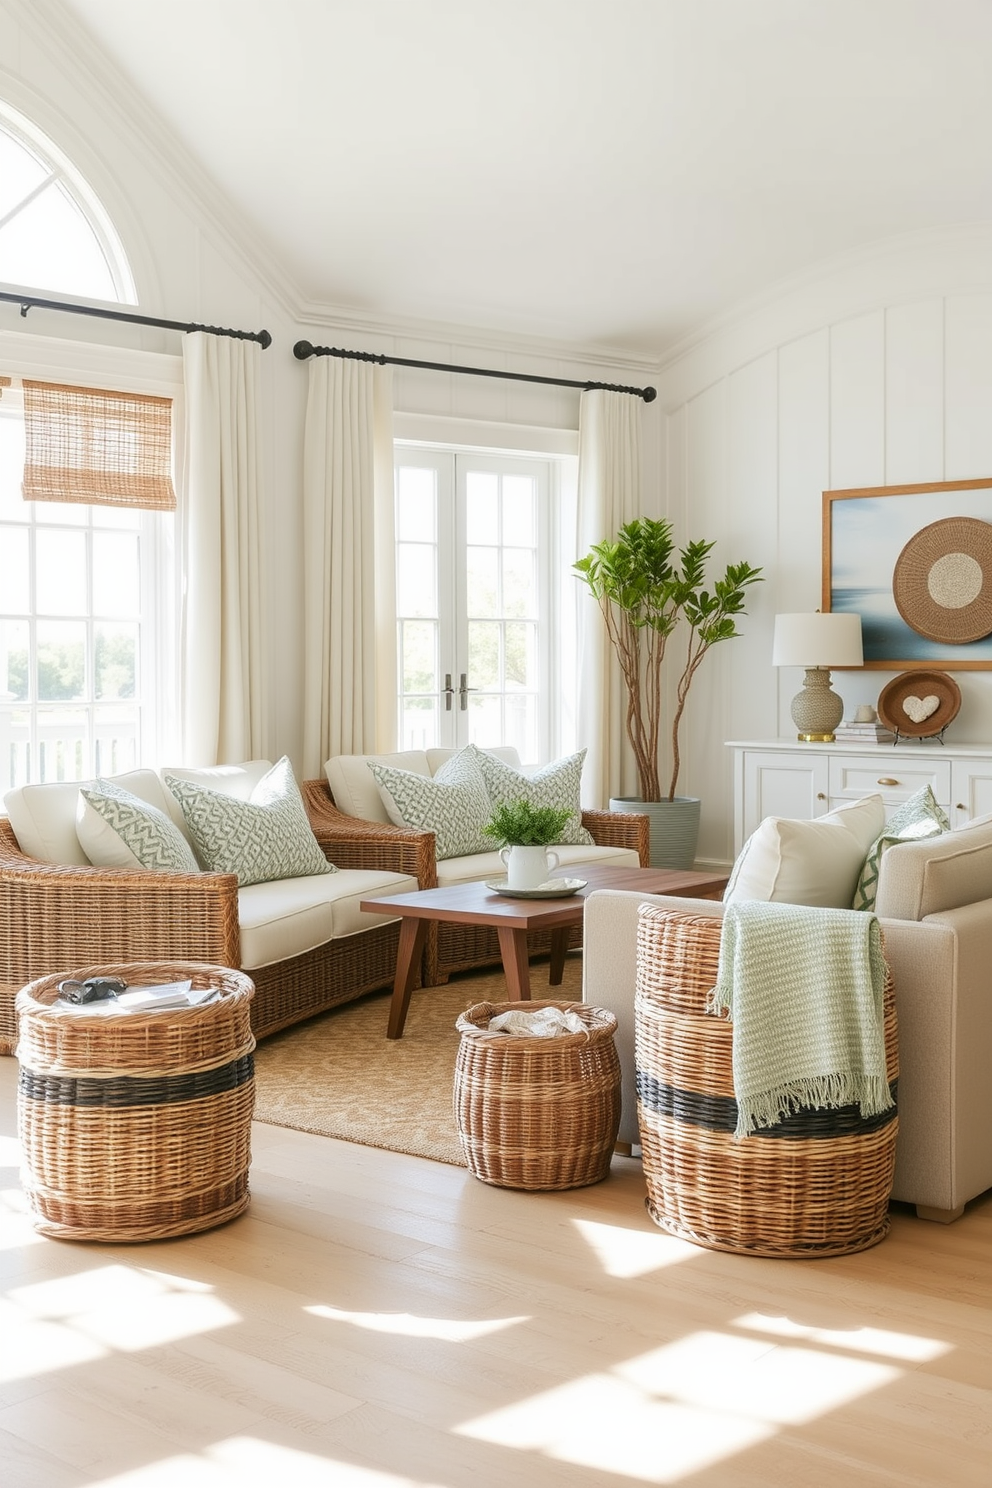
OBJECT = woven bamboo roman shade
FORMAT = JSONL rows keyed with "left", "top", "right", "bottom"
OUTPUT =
{"left": 22, "top": 379, "right": 176, "bottom": 511}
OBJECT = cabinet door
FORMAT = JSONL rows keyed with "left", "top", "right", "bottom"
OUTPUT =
{"left": 950, "top": 762, "right": 992, "bottom": 825}
{"left": 738, "top": 751, "right": 829, "bottom": 850}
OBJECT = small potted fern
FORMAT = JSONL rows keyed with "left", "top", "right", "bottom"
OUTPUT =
{"left": 482, "top": 800, "right": 572, "bottom": 890}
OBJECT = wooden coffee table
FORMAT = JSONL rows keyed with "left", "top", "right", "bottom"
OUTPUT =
{"left": 360, "top": 862, "right": 728, "bottom": 1038}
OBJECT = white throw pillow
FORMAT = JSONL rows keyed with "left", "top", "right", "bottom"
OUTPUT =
{"left": 165, "top": 756, "right": 335, "bottom": 887}
{"left": 723, "top": 793, "right": 886, "bottom": 909}
{"left": 368, "top": 747, "right": 493, "bottom": 860}
{"left": 465, "top": 744, "right": 594, "bottom": 845}
{"left": 76, "top": 779, "right": 200, "bottom": 873}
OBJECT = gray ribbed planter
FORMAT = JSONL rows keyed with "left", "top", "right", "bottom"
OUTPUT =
{"left": 609, "top": 795, "right": 701, "bottom": 870}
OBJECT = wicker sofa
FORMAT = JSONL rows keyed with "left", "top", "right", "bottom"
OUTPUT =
{"left": 0, "top": 761, "right": 419, "bottom": 1051}
{"left": 583, "top": 810, "right": 992, "bottom": 1223}
{"left": 306, "top": 745, "right": 649, "bottom": 986}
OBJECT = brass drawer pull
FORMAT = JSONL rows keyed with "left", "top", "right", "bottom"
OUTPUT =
{"left": 877, "top": 777, "right": 899, "bottom": 787}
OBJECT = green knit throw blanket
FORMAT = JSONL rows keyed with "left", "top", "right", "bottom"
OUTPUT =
{"left": 710, "top": 901, "right": 894, "bottom": 1140}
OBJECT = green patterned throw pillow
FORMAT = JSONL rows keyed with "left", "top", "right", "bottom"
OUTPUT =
{"left": 165, "top": 756, "right": 335, "bottom": 887}
{"left": 465, "top": 744, "right": 594, "bottom": 845}
{"left": 368, "top": 748, "right": 493, "bottom": 860}
{"left": 853, "top": 785, "right": 951, "bottom": 912}
{"left": 76, "top": 780, "right": 200, "bottom": 873}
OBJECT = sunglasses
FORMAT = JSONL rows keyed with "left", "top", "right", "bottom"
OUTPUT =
{"left": 57, "top": 976, "right": 127, "bottom": 1005}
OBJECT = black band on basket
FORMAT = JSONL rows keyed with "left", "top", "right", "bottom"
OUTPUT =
{"left": 18, "top": 1053, "right": 255, "bottom": 1108}
{"left": 636, "top": 1070, "right": 899, "bottom": 1139}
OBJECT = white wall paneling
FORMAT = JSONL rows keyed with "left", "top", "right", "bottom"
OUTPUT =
{"left": 884, "top": 298, "right": 944, "bottom": 486}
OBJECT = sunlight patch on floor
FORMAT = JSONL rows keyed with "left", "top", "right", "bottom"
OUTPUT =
{"left": 734, "top": 1311, "right": 952, "bottom": 1361}
{"left": 306, "top": 1302, "right": 529, "bottom": 1340}
{"left": 457, "top": 1328, "right": 902, "bottom": 1481}
{"left": 7, "top": 1263, "right": 240, "bottom": 1351}
{"left": 572, "top": 1216, "right": 698, "bottom": 1276}
{"left": 91, "top": 1437, "right": 431, "bottom": 1487}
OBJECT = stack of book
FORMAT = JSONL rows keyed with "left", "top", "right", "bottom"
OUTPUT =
{"left": 834, "top": 720, "right": 897, "bottom": 744}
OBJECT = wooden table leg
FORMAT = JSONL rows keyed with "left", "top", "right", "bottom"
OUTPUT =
{"left": 548, "top": 927, "right": 570, "bottom": 985}
{"left": 386, "top": 917, "right": 430, "bottom": 1039}
{"left": 496, "top": 925, "right": 532, "bottom": 1001}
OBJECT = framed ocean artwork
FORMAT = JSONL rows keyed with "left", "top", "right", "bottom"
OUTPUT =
{"left": 822, "top": 477, "right": 992, "bottom": 670}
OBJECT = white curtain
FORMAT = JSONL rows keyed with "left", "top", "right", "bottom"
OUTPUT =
{"left": 180, "top": 332, "right": 268, "bottom": 765}
{"left": 575, "top": 388, "right": 643, "bottom": 809}
{"left": 301, "top": 356, "right": 395, "bottom": 778}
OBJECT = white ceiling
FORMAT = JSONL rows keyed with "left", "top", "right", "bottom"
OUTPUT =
{"left": 59, "top": 0, "right": 992, "bottom": 355}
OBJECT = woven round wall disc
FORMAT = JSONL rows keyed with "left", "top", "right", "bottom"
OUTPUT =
{"left": 892, "top": 516, "right": 992, "bottom": 643}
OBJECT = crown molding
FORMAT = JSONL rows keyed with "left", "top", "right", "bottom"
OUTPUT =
{"left": 293, "top": 299, "right": 661, "bottom": 378}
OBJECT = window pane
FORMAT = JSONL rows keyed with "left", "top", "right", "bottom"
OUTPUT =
{"left": 502, "top": 548, "right": 536, "bottom": 618}
{"left": 466, "top": 472, "right": 498, "bottom": 543}
{"left": 94, "top": 710, "right": 138, "bottom": 776}
{"left": 0, "top": 528, "right": 30, "bottom": 612}
{"left": 0, "top": 182, "right": 117, "bottom": 300}
{"left": 468, "top": 620, "right": 500, "bottom": 689}
{"left": 505, "top": 622, "right": 537, "bottom": 689}
{"left": 93, "top": 532, "right": 140, "bottom": 617}
{"left": 0, "top": 418, "right": 26, "bottom": 519}
{"left": 35, "top": 706, "right": 88, "bottom": 781}
{"left": 32, "top": 498, "right": 87, "bottom": 526}
{"left": 0, "top": 619, "right": 29, "bottom": 700}
{"left": 95, "top": 622, "right": 137, "bottom": 700}
{"left": 396, "top": 467, "right": 436, "bottom": 540}
{"left": 37, "top": 620, "right": 85, "bottom": 701}
{"left": 502, "top": 477, "right": 536, "bottom": 545}
{"left": 466, "top": 546, "right": 499, "bottom": 618}
{"left": 396, "top": 543, "right": 437, "bottom": 618}
{"left": 503, "top": 693, "right": 538, "bottom": 763}
{"left": 401, "top": 620, "right": 437, "bottom": 693}
{"left": 467, "top": 693, "right": 502, "bottom": 746}
{"left": 0, "top": 131, "right": 48, "bottom": 219}
{"left": 1, "top": 707, "right": 31, "bottom": 788}
{"left": 400, "top": 695, "right": 437, "bottom": 752}
{"left": 36, "top": 529, "right": 87, "bottom": 614}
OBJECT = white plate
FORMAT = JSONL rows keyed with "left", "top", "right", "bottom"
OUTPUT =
{"left": 484, "top": 877, "right": 588, "bottom": 899}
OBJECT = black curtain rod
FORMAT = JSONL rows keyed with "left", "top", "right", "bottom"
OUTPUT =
{"left": 293, "top": 339, "right": 656, "bottom": 401}
{"left": 0, "top": 289, "right": 272, "bottom": 348}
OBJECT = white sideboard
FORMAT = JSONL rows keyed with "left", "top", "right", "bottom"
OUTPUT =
{"left": 727, "top": 739, "right": 992, "bottom": 854}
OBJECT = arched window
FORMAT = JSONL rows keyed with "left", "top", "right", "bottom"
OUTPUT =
{"left": 0, "top": 102, "right": 136, "bottom": 303}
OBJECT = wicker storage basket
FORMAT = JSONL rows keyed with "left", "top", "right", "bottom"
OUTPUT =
{"left": 454, "top": 999, "right": 621, "bottom": 1190}
{"left": 15, "top": 961, "right": 256, "bottom": 1242}
{"left": 635, "top": 908, "right": 899, "bottom": 1258}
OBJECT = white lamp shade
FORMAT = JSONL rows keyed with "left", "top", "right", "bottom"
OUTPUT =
{"left": 772, "top": 612, "right": 863, "bottom": 668}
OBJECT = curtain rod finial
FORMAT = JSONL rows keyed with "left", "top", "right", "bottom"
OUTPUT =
{"left": 294, "top": 340, "right": 314, "bottom": 360}
{"left": 258, "top": 329, "right": 272, "bottom": 349}
{"left": 643, "top": 387, "right": 657, "bottom": 403}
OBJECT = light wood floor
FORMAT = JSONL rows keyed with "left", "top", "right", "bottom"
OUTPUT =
{"left": 2, "top": 1055, "right": 991, "bottom": 1488}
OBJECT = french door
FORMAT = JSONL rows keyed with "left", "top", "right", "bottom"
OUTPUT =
{"left": 394, "top": 446, "right": 552, "bottom": 762}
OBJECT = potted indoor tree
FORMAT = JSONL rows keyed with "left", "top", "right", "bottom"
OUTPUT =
{"left": 574, "top": 516, "right": 763, "bottom": 867}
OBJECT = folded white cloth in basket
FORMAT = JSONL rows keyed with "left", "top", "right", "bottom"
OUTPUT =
{"left": 487, "top": 1006, "right": 586, "bottom": 1037}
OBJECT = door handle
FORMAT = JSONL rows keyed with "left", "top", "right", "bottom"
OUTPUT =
{"left": 443, "top": 674, "right": 454, "bottom": 712}
{"left": 459, "top": 673, "right": 477, "bottom": 711}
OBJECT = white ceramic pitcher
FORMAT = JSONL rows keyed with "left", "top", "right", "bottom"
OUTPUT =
{"left": 499, "top": 844, "right": 561, "bottom": 890}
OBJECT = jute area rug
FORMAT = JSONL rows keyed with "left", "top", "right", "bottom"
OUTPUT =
{"left": 252, "top": 955, "right": 585, "bottom": 1167}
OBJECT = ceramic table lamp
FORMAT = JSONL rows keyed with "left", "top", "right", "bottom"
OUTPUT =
{"left": 773, "top": 612, "right": 864, "bottom": 742}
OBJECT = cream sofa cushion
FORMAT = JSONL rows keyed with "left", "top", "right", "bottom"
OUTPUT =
{"left": 324, "top": 745, "right": 521, "bottom": 823}
{"left": 874, "top": 815, "right": 992, "bottom": 921}
{"left": 4, "top": 768, "right": 171, "bottom": 866}
{"left": 237, "top": 867, "right": 417, "bottom": 968}
{"left": 724, "top": 793, "right": 886, "bottom": 908}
